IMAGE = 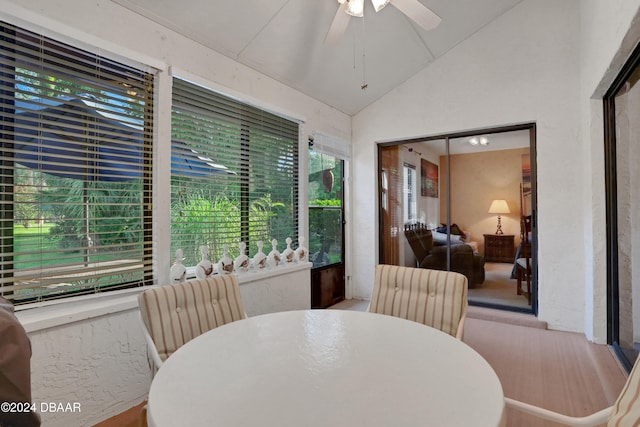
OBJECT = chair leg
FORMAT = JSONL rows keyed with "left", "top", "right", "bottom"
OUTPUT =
{"left": 526, "top": 271, "right": 531, "bottom": 304}
{"left": 516, "top": 270, "right": 522, "bottom": 295}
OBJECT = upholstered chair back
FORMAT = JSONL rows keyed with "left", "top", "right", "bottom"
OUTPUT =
{"left": 138, "top": 275, "right": 246, "bottom": 364}
{"left": 369, "top": 264, "right": 468, "bottom": 339}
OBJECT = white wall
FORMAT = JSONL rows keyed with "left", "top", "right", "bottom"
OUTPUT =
{"left": 352, "top": 0, "right": 584, "bottom": 331}
{"left": 2, "top": 0, "right": 350, "bottom": 425}
{"left": 26, "top": 307, "right": 150, "bottom": 427}
{"left": 353, "top": 0, "right": 640, "bottom": 340}
{"left": 238, "top": 264, "right": 312, "bottom": 317}
{"left": 579, "top": 0, "right": 640, "bottom": 341}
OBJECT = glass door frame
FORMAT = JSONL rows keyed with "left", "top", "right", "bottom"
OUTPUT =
{"left": 308, "top": 152, "right": 346, "bottom": 309}
{"left": 377, "top": 122, "right": 538, "bottom": 314}
{"left": 603, "top": 40, "right": 640, "bottom": 372}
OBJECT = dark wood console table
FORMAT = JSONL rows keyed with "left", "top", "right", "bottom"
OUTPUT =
{"left": 483, "top": 234, "right": 515, "bottom": 263}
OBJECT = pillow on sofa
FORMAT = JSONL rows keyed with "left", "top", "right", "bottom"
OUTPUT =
{"left": 436, "top": 224, "right": 466, "bottom": 239}
{"left": 432, "top": 231, "right": 464, "bottom": 245}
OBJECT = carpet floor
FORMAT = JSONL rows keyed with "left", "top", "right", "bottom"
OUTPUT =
{"left": 468, "top": 262, "right": 531, "bottom": 310}
{"left": 332, "top": 300, "right": 628, "bottom": 427}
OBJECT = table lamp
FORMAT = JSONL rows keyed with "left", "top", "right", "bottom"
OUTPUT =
{"left": 488, "top": 199, "right": 510, "bottom": 235}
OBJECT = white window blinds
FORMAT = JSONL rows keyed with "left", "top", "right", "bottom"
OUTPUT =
{"left": 0, "top": 22, "right": 154, "bottom": 303}
{"left": 171, "top": 78, "right": 299, "bottom": 266}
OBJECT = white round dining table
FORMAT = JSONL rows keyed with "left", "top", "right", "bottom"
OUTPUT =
{"left": 147, "top": 309, "right": 505, "bottom": 427}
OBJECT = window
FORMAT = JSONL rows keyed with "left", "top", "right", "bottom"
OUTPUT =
{"left": 403, "top": 163, "right": 417, "bottom": 223}
{"left": 170, "top": 78, "right": 299, "bottom": 267}
{"left": 0, "top": 22, "right": 154, "bottom": 304}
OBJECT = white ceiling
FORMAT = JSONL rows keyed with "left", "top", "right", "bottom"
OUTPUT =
{"left": 112, "top": 0, "right": 523, "bottom": 115}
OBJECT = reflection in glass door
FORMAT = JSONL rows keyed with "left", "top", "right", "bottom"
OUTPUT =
{"left": 378, "top": 125, "right": 536, "bottom": 313}
{"left": 309, "top": 150, "right": 344, "bottom": 308}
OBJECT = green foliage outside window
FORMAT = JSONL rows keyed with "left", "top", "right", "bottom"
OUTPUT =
{"left": 170, "top": 190, "right": 288, "bottom": 266}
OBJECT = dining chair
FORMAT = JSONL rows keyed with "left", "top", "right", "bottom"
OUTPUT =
{"left": 138, "top": 274, "right": 247, "bottom": 371}
{"left": 516, "top": 215, "right": 532, "bottom": 303}
{"left": 505, "top": 357, "right": 640, "bottom": 426}
{"left": 368, "top": 264, "right": 468, "bottom": 340}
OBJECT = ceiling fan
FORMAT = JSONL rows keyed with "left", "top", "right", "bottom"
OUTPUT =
{"left": 325, "top": 0, "right": 442, "bottom": 44}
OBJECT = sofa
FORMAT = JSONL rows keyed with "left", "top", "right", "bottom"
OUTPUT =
{"left": 404, "top": 223, "right": 485, "bottom": 287}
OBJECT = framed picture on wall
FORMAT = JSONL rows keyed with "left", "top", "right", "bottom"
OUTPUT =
{"left": 421, "top": 159, "right": 438, "bottom": 198}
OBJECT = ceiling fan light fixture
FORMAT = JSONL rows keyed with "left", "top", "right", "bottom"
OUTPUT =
{"left": 371, "top": 0, "right": 391, "bottom": 12}
{"left": 346, "top": 0, "right": 365, "bottom": 17}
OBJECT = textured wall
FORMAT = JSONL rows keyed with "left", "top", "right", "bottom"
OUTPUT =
{"left": 28, "top": 309, "right": 150, "bottom": 427}
{"left": 239, "top": 265, "right": 312, "bottom": 316}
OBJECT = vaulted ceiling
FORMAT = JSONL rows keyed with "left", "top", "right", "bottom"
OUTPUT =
{"left": 112, "top": 0, "right": 523, "bottom": 115}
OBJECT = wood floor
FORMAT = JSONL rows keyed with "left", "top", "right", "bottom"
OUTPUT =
{"left": 96, "top": 303, "right": 628, "bottom": 427}
{"left": 92, "top": 401, "right": 144, "bottom": 427}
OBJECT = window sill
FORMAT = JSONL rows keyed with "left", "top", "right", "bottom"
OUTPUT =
{"left": 15, "top": 288, "right": 143, "bottom": 333}
{"left": 16, "top": 262, "right": 312, "bottom": 333}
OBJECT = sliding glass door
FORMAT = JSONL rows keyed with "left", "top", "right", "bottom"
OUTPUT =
{"left": 309, "top": 150, "right": 345, "bottom": 308}
{"left": 378, "top": 125, "right": 537, "bottom": 313}
{"left": 604, "top": 44, "right": 640, "bottom": 369}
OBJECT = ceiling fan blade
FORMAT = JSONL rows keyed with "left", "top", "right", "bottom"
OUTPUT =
{"left": 389, "top": 0, "right": 441, "bottom": 31}
{"left": 325, "top": 1, "right": 351, "bottom": 45}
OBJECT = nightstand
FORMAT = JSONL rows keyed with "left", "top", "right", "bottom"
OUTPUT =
{"left": 483, "top": 234, "right": 515, "bottom": 263}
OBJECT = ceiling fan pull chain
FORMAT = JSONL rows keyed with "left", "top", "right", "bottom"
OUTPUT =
{"left": 352, "top": 28, "right": 357, "bottom": 70}
{"left": 361, "top": 16, "right": 367, "bottom": 90}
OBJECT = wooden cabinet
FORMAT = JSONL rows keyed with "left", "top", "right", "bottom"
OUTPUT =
{"left": 311, "top": 264, "right": 345, "bottom": 309}
{"left": 483, "top": 234, "right": 515, "bottom": 263}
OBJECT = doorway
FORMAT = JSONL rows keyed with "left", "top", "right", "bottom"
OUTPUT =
{"left": 378, "top": 124, "right": 537, "bottom": 313}
{"left": 309, "top": 149, "right": 345, "bottom": 308}
{"left": 604, "top": 41, "right": 640, "bottom": 370}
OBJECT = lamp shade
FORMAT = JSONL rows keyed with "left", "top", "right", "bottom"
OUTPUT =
{"left": 488, "top": 199, "right": 510, "bottom": 214}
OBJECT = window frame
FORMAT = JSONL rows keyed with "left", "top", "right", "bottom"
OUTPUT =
{"left": 0, "top": 21, "right": 155, "bottom": 304}
{"left": 170, "top": 77, "right": 300, "bottom": 268}
{"left": 403, "top": 162, "right": 417, "bottom": 224}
